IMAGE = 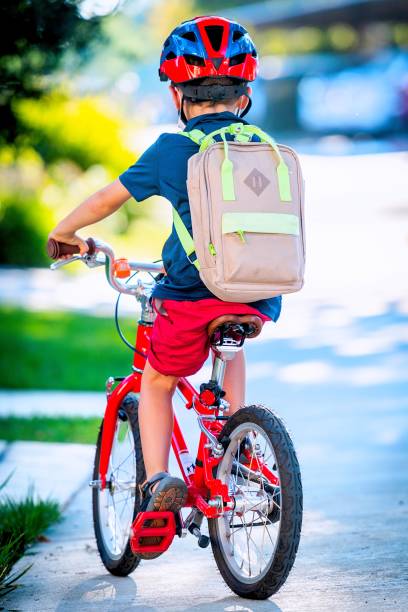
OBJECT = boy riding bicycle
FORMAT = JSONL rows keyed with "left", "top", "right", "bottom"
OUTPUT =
{"left": 49, "top": 17, "right": 282, "bottom": 528}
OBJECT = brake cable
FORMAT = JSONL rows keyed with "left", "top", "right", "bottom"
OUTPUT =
{"left": 114, "top": 260, "right": 162, "bottom": 357}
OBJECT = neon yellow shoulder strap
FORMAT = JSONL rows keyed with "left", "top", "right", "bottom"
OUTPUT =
{"left": 171, "top": 208, "right": 200, "bottom": 270}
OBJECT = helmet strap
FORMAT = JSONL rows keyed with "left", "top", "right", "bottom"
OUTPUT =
{"left": 238, "top": 93, "right": 252, "bottom": 119}
{"left": 179, "top": 82, "right": 248, "bottom": 103}
{"left": 179, "top": 94, "right": 188, "bottom": 127}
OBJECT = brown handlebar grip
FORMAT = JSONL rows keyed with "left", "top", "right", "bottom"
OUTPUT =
{"left": 46, "top": 238, "right": 96, "bottom": 260}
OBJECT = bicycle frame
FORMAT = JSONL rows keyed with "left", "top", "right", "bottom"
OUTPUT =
{"left": 99, "top": 314, "right": 279, "bottom": 524}
{"left": 98, "top": 318, "right": 232, "bottom": 520}
{"left": 50, "top": 240, "right": 278, "bottom": 523}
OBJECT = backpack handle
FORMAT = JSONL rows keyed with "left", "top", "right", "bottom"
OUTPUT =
{"left": 199, "top": 124, "right": 292, "bottom": 203}
{"left": 232, "top": 125, "right": 292, "bottom": 203}
{"left": 179, "top": 124, "right": 292, "bottom": 203}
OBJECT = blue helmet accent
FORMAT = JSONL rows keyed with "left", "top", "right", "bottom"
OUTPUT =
{"left": 160, "top": 21, "right": 208, "bottom": 66}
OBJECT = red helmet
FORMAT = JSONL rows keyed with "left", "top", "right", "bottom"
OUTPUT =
{"left": 159, "top": 15, "right": 258, "bottom": 84}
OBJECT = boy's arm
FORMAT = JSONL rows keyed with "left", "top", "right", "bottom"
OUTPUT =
{"left": 49, "top": 179, "right": 131, "bottom": 254}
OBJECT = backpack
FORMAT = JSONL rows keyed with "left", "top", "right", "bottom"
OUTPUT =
{"left": 175, "top": 122, "right": 305, "bottom": 303}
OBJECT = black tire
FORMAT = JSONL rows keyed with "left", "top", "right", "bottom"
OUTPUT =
{"left": 208, "top": 405, "right": 302, "bottom": 600}
{"left": 92, "top": 393, "right": 146, "bottom": 576}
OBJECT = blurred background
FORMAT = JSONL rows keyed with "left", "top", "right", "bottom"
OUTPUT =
{"left": 1, "top": 1, "right": 408, "bottom": 608}
{"left": 1, "top": 0, "right": 407, "bottom": 268}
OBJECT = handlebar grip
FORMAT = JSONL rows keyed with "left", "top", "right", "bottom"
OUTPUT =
{"left": 46, "top": 238, "right": 96, "bottom": 260}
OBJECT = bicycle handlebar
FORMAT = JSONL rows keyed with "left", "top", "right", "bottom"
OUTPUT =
{"left": 48, "top": 236, "right": 164, "bottom": 298}
{"left": 47, "top": 237, "right": 96, "bottom": 260}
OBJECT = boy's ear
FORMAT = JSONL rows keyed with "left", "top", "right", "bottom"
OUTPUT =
{"left": 169, "top": 85, "right": 182, "bottom": 111}
{"left": 238, "top": 85, "right": 252, "bottom": 110}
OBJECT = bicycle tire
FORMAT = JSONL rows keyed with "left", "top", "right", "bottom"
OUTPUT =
{"left": 208, "top": 405, "right": 302, "bottom": 599}
{"left": 92, "top": 393, "right": 145, "bottom": 576}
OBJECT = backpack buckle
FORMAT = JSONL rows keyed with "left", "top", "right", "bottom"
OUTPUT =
{"left": 187, "top": 252, "right": 200, "bottom": 270}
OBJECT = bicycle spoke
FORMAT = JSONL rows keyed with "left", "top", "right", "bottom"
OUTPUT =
{"left": 98, "top": 413, "right": 136, "bottom": 560}
{"left": 256, "top": 509, "right": 275, "bottom": 545}
{"left": 216, "top": 422, "right": 281, "bottom": 581}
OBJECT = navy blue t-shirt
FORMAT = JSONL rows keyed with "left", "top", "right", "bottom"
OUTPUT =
{"left": 119, "top": 111, "right": 281, "bottom": 321}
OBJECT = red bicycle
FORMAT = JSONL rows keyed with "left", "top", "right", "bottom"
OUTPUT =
{"left": 48, "top": 237, "right": 302, "bottom": 600}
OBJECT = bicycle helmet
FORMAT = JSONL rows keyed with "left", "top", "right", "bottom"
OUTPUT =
{"left": 159, "top": 16, "right": 258, "bottom": 119}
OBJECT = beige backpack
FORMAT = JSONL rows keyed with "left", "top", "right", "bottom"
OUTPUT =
{"left": 175, "top": 122, "right": 305, "bottom": 302}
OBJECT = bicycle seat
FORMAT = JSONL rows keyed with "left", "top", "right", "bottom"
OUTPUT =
{"left": 207, "top": 315, "right": 263, "bottom": 346}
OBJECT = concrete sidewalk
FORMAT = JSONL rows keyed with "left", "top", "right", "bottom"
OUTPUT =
{"left": 2, "top": 453, "right": 407, "bottom": 611}
{"left": 0, "top": 391, "right": 106, "bottom": 418}
{"left": 0, "top": 441, "right": 94, "bottom": 505}
{"left": 1, "top": 388, "right": 408, "bottom": 611}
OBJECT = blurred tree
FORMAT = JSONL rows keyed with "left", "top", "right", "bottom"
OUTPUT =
{"left": 147, "top": 0, "right": 197, "bottom": 47}
{"left": 15, "top": 92, "right": 135, "bottom": 173}
{"left": 0, "top": 193, "right": 51, "bottom": 266}
{"left": 0, "top": 0, "right": 102, "bottom": 144}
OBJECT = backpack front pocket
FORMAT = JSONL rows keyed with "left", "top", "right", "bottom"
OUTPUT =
{"left": 221, "top": 212, "right": 303, "bottom": 285}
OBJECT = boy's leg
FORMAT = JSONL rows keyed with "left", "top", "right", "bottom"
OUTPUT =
{"left": 138, "top": 360, "right": 179, "bottom": 481}
{"left": 221, "top": 349, "right": 245, "bottom": 414}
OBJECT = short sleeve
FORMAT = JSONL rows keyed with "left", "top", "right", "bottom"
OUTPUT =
{"left": 119, "top": 139, "right": 159, "bottom": 202}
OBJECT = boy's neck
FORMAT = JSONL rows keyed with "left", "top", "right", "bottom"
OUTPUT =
{"left": 185, "top": 104, "right": 236, "bottom": 121}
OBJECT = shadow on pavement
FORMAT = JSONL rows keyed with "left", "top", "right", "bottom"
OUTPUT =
{"left": 54, "top": 573, "right": 283, "bottom": 612}
{"left": 55, "top": 574, "right": 154, "bottom": 612}
{"left": 183, "top": 594, "right": 282, "bottom": 612}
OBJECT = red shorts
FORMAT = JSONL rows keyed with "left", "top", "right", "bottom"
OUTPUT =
{"left": 147, "top": 298, "right": 270, "bottom": 377}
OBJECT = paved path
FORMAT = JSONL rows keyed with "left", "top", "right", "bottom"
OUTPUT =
{"left": 0, "top": 441, "right": 94, "bottom": 505}
{"left": 0, "top": 391, "right": 106, "bottom": 417}
{"left": 1, "top": 390, "right": 407, "bottom": 611}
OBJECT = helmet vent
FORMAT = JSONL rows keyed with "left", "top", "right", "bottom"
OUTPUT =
{"left": 166, "top": 51, "right": 176, "bottom": 60}
{"left": 232, "top": 30, "right": 244, "bottom": 42}
{"left": 204, "top": 25, "right": 224, "bottom": 52}
{"left": 181, "top": 31, "right": 197, "bottom": 42}
{"left": 229, "top": 53, "right": 246, "bottom": 66}
{"left": 184, "top": 54, "right": 206, "bottom": 67}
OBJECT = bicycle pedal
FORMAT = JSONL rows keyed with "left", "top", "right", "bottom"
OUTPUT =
{"left": 130, "top": 511, "right": 176, "bottom": 554}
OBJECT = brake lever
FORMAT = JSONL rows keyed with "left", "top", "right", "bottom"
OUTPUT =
{"left": 50, "top": 251, "right": 106, "bottom": 271}
{"left": 50, "top": 255, "right": 82, "bottom": 270}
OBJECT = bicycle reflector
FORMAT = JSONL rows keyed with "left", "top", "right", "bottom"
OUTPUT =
{"left": 113, "top": 258, "right": 131, "bottom": 278}
{"left": 199, "top": 389, "right": 217, "bottom": 406}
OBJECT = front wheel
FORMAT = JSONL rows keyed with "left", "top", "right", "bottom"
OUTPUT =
{"left": 92, "top": 393, "right": 145, "bottom": 576}
{"left": 208, "top": 405, "right": 302, "bottom": 600}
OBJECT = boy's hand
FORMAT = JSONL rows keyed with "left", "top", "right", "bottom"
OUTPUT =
{"left": 48, "top": 231, "right": 89, "bottom": 257}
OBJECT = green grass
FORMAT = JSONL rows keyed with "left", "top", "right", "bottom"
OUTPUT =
{"left": 0, "top": 480, "right": 60, "bottom": 598}
{"left": 0, "top": 416, "right": 101, "bottom": 444}
{"left": 0, "top": 306, "right": 137, "bottom": 390}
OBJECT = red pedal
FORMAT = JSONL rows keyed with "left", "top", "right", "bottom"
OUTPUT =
{"left": 130, "top": 511, "right": 176, "bottom": 554}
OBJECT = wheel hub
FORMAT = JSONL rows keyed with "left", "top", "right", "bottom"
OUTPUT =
{"left": 233, "top": 490, "right": 273, "bottom": 516}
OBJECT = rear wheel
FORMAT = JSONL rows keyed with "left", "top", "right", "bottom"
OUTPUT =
{"left": 208, "top": 405, "right": 302, "bottom": 600}
{"left": 92, "top": 393, "right": 145, "bottom": 576}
